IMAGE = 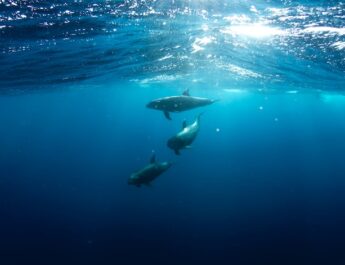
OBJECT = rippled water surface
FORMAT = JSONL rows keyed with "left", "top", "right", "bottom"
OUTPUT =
{"left": 1, "top": 0, "right": 344, "bottom": 92}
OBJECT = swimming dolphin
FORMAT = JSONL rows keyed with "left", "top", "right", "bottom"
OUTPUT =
{"left": 128, "top": 154, "right": 172, "bottom": 187}
{"left": 167, "top": 113, "right": 202, "bottom": 155}
{"left": 146, "top": 89, "right": 217, "bottom": 120}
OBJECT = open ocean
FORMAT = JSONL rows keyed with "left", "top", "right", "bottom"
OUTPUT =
{"left": 1, "top": 1, "right": 345, "bottom": 264}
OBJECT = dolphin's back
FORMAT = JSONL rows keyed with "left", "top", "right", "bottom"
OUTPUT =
{"left": 155, "top": 96, "right": 214, "bottom": 112}
{"left": 132, "top": 163, "right": 169, "bottom": 184}
{"left": 176, "top": 117, "right": 200, "bottom": 145}
{"left": 135, "top": 164, "right": 159, "bottom": 181}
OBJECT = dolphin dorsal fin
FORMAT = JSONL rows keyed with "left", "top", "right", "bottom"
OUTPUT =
{"left": 150, "top": 154, "right": 156, "bottom": 164}
{"left": 182, "top": 89, "right": 190, "bottom": 96}
{"left": 182, "top": 120, "right": 187, "bottom": 129}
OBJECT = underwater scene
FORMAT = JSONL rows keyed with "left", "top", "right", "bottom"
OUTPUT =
{"left": 1, "top": 0, "right": 345, "bottom": 264}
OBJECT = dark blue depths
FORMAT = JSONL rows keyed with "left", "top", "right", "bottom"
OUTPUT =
{"left": 0, "top": 87, "right": 345, "bottom": 265}
{"left": 1, "top": 1, "right": 345, "bottom": 265}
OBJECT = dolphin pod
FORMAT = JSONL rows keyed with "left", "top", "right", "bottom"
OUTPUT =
{"left": 128, "top": 90, "right": 216, "bottom": 187}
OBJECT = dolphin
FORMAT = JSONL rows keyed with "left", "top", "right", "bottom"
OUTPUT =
{"left": 128, "top": 154, "right": 172, "bottom": 187}
{"left": 146, "top": 89, "right": 217, "bottom": 120}
{"left": 167, "top": 113, "right": 202, "bottom": 155}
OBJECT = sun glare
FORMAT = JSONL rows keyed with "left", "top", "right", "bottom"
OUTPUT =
{"left": 221, "top": 24, "right": 285, "bottom": 38}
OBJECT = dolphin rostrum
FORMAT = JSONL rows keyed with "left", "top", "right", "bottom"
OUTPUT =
{"left": 146, "top": 89, "right": 217, "bottom": 120}
{"left": 167, "top": 113, "right": 202, "bottom": 155}
{"left": 128, "top": 154, "right": 172, "bottom": 187}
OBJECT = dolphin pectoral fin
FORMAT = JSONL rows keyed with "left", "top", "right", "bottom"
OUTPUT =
{"left": 174, "top": 149, "right": 181, "bottom": 155}
{"left": 150, "top": 153, "right": 156, "bottom": 164}
{"left": 135, "top": 184, "right": 141, "bottom": 188}
{"left": 182, "top": 120, "right": 187, "bottom": 129}
{"left": 164, "top": 111, "right": 171, "bottom": 120}
{"left": 182, "top": 89, "right": 190, "bottom": 96}
{"left": 144, "top": 182, "right": 152, "bottom": 187}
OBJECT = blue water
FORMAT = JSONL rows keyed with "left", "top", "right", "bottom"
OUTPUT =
{"left": 1, "top": 1, "right": 345, "bottom": 264}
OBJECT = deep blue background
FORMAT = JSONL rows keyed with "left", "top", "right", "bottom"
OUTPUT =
{"left": 1, "top": 83, "right": 345, "bottom": 265}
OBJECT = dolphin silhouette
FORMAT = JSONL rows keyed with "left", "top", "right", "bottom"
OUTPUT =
{"left": 146, "top": 89, "right": 217, "bottom": 120}
{"left": 167, "top": 113, "right": 202, "bottom": 155}
{"left": 128, "top": 154, "right": 172, "bottom": 187}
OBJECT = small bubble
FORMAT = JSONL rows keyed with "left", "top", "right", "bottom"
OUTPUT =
{"left": 216, "top": 128, "right": 220, "bottom": 132}
{"left": 274, "top": 118, "right": 279, "bottom": 122}
{"left": 259, "top": 106, "right": 263, "bottom": 110}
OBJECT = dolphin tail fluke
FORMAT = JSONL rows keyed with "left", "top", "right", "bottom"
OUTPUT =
{"left": 164, "top": 111, "right": 171, "bottom": 120}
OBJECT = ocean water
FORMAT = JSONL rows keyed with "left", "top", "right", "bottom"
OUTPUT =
{"left": 1, "top": 1, "right": 345, "bottom": 264}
